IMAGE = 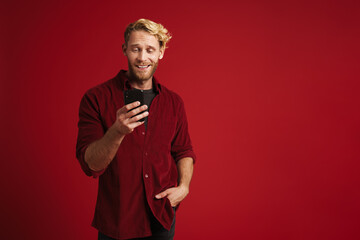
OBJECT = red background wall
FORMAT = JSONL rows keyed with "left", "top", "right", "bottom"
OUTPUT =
{"left": 2, "top": 0, "right": 360, "bottom": 239}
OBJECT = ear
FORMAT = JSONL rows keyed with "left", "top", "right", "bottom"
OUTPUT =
{"left": 122, "top": 43, "right": 127, "bottom": 56}
{"left": 159, "top": 47, "right": 165, "bottom": 60}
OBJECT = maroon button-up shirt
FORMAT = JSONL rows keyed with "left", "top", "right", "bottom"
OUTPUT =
{"left": 76, "top": 70, "right": 196, "bottom": 239}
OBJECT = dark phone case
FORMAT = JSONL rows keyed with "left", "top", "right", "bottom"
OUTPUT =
{"left": 124, "top": 89, "right": 145, "bottom": 122}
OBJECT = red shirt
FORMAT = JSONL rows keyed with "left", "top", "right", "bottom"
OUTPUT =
{"left": 76, "top": 70, "right": 196, "bottom": 239}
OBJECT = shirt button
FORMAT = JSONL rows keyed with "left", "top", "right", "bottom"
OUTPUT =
{"left": 145, "top": 174, "right": 149, "bottom": 178}
{"left": 145, "top": 152, "right": 148, "bottom": 156}
{"left": 142, "top": 132, "right": 145, "bottom": 135}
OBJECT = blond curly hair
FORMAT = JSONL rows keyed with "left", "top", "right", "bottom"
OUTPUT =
{"left": 124, "top": 18, "right": 172, "bottom": 49}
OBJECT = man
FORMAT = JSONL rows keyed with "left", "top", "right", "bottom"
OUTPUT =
{"left": 76, "top": 19, "right": 195, "bottom": 240}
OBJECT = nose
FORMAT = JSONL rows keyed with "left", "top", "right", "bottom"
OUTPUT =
{"left": 137, "top": 50, "right": 146, "bottom": 62}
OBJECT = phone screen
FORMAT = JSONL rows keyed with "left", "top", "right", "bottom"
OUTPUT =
{"left": 124, "top": 89, "right": 145, "bottom": 122}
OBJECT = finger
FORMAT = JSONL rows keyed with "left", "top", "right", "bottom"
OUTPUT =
{"left": 128, "top": 111, "right": 149, "bottom": 123}
{"left": 127, "top": 120, "right": 145, "bottom": 129}
{"left": 120, "top": 101, "right": 141, "bottom": 114}
{"left": 155, "top": 190, "right": 169, "bottom": 199}
{"left": 126, "top": 105, "right": 148, "bottom": 119}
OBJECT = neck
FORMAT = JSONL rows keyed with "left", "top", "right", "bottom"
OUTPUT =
{"left": 126, "top": 71, "right": 153, "bottom": 90}
{"left": 129, "top": 78, "right": 152, "bottom": 90}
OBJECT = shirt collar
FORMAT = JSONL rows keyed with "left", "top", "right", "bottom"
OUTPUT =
{"left": 117, "top": 70, "right": 161, "bottom": 93}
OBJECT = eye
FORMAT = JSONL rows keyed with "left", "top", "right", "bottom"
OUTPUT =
{"left": 132, "top": 48, "right": 140, "bottom": 52}
{"left": 147, "top": 48, "right": 154, "bottom": 53}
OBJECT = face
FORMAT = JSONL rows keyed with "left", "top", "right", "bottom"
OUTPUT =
{"left": 123, "top": 30, "right": 164, "bottom": 83}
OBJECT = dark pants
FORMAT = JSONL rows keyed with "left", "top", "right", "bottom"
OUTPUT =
{"left": 98, "top": 210, "right": 176, "bottom": 240}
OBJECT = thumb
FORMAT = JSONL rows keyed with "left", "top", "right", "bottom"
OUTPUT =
{"left": 155, "top": 190, "right": 168, "bottom": 199}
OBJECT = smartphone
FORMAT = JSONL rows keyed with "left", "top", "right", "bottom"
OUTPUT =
{"left": 124, "top": 89, "right": 146, "bottom": 122}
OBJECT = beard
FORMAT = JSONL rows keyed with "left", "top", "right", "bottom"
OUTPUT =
{"left": 127, "top": 60, "right": 159, "bottom": 83}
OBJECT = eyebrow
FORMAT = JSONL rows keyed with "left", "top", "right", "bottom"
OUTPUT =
{"left": 129, "top": 44, "right": 157, "bottom": 49}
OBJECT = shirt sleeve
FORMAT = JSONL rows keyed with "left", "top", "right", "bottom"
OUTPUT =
{"left": 76, "top": 90, "right": 106, "bottom": 178}
{"left": 171, "top": 97, "right": 196, "bottom": 163}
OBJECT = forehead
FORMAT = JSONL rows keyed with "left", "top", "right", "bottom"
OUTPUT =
{"left": 127, "top": 30, "right": 160, "bottom": 48}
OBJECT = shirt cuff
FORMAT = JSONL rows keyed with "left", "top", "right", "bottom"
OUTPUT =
{"left": 77, "top": 145, "right": 106, "bottom": 178}
{"left": 173, "top": 149, "right": 196, "bottom": 164}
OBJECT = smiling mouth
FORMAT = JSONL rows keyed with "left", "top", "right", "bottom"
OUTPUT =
{"left": 136, "top": 65, "right": 150, "bottom": 70}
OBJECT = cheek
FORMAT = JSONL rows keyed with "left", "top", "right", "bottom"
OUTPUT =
{"left": 127, "top": 55, "right": 137, "bottom": 63}
{"left": 149, "top": 55, "right": 160, "bottom": 62}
